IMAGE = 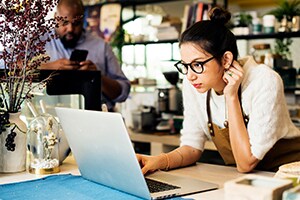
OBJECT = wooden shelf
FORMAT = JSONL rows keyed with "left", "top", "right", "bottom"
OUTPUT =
{"left": 124, "top": 39, "right": 178, "bottom": 45}
{"left": 84, "top": 0, "right": 183, "bottom": 8}
{"left": 124, "top": 32, "right": 300, "bottom": 45}
{"left": 284, "top": 86, "right": 300, "bottom": 92}
{"left": 235, "top": 31, "right": 300, "bottom": 40}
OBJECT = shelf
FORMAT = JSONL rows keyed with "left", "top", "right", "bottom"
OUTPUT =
{"left": 285, "top": 86, "right": 300, "bottom": 93}
{"left": 124, "top": 39, "right": 178, "bottom": 45}
{"left": 235, "top": 31, "right": 300, "bottom": 40}
{"left": 84, "top": 0, "right": 183, "bottom": 8}
{"left": 122, "top": 31, "right": 300, "bottom": 45}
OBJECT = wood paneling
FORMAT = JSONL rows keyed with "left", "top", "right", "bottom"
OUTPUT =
{"left": 228, "top": 0, "right": 279, "bottom": 8}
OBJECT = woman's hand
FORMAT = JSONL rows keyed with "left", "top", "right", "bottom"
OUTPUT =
{"left": 223, "top": 60, "right": 244, "bottom": 98}
{"left": 136, "top": 154, "right": 167, "bottom": 175}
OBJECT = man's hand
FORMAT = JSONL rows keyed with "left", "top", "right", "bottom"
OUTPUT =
{"left": 41, "top": 59, "right": 98, "bottom": 71}
{"left": 77, "top": 60, "right": 97, "bottom": 71}
{"left": 41, "top": 58, "right": 80, "bottom": 70}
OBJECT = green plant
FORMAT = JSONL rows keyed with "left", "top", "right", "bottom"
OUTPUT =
{"left": 110, "top": 26, "right": 125, "bottom": 63}
{"left": 233, "top": 12, "right": 253, "bottom": 27}
{"left": 239, "top": 12, "right": 253, "bottom": 27}
{"left": 274, "top": 38, "right": 293, "bottom": 59}
{"left": 269, "top": 0, "right": 300, "bottom": 21}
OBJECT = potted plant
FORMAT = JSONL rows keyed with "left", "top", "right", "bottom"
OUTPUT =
{"left": 273, "top": 38, "right": 293, "bottom": 69}
{"left": 273, "top": 38, "right": 296, "bottom": 87}
{"left": 274, "top": 38, "right": 293, "bottom": 60}
{"left": 232, "top": 12, "right": 253, "bottom": 35}
{"left": 0, "top": 0, "right": 60, "bottom": 173}
{"left": 269, "top": 0, "right": 300, "bottom": 21}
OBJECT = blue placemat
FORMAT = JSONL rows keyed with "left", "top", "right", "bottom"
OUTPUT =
{"left": 0, "top": 174, "right": 192, "bottom": 200}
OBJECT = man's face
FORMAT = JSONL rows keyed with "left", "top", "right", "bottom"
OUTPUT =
{"left": 55, "top": 5, "right": 83, "bottom": 49}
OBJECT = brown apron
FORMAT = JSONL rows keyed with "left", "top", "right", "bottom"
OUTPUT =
{"left": 206, "top": 89, "right": 300, "bottom": 172}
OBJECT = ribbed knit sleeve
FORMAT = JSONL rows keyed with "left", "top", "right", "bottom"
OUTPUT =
{"left": 244, "top": 64, "right": 298, "bottom": 160}
{"left": 180, "top": 78, "right": 208, "bottom": 151}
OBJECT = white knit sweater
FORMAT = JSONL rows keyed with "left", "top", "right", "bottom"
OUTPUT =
{"left": 180, "top": 56, "right": 300, "bottom": 160}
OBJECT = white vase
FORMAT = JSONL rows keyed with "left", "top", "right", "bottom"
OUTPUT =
{"left": 0, "top": 112, "right": 27, "bottom": 173}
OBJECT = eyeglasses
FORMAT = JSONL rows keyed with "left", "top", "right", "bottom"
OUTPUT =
{"left": 57, "top": 16, "right": 83, "bottom": 27}
{"left": 174, "top": 56, "right": 215, "bottom": 75}
{"left": 60, "top": 19, "right": 83, "bottom": 27}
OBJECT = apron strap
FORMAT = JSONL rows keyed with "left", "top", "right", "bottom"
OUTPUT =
{"left": 207, "top": 86, "right": 248, "bottom": 136}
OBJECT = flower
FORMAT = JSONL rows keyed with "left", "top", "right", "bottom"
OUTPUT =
{"left": 0, "top": 0, "right": 59, "bottom": 113}
{"left": 0, "top": 0, "right": 60, "bottom": 152}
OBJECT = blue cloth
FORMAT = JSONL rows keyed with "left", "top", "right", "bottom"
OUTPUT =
{"left": 45, "top": 30, "right": 131, "bottom": 110}
{"left": 0, "top": 174, "right": 191, "bottom": 200}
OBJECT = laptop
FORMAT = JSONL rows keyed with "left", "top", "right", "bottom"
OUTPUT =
{"left": 55, "top": 107, "right": 218, "bottom": 199}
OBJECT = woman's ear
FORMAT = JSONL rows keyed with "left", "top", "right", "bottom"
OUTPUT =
{"left": 222, "top": 51, "right": 233, "bottom": 70}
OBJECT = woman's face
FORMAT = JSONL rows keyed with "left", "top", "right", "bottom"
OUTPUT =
{"left": 180, "top": 43, "right": 225, "bottom": 94}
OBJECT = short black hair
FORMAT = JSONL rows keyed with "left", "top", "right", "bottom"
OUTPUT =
{"left": 57, "top": 0, "right": 84, "bottom": 15}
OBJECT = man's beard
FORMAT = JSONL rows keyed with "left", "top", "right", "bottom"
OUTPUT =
{"left": 60, "top": 33, "right": 80, "bottom": 49}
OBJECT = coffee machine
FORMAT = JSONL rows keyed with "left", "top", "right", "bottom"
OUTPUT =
{"left": 156, "top": 71, "right": 183, "bottom": 132}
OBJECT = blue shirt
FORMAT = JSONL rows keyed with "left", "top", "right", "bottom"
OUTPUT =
{"left": 45, "top": 30, "right": 130, "bottom": 110}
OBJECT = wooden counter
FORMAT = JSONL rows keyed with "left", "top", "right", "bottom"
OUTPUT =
{"left": 0, "top": 156, "right": 274, "bottom": 200}
{"left": 128, "top": 129, "right": 217, "bottom": 155}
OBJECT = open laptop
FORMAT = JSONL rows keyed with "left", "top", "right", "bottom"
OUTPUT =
{"left": 55, "top": 107, "right": 218, "bottom": 199}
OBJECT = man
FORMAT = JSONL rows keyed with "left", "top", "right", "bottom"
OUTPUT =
{"left": 42, "top": 0, "right": 130, "bottom": 111}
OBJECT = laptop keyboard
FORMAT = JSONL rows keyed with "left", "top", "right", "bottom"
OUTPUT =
{"left": 145, "top": 178, "right": 181, "bottom": 193}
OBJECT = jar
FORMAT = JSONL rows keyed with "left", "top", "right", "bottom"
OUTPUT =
{"left": 251, "top": 43, "right": 272, "bottom": 66}
{"left": 252, "top": 17, "right": 262, "bottom": 34}
{"left": 263, "top": 15, "right": 276, "bottom": 33}
{"left": 27, "top": 113, "right": 60, "bottom": 174}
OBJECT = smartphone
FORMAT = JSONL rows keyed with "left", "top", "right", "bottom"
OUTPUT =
{"left": 70, "top": 49, "right": 88, "bottom": 63}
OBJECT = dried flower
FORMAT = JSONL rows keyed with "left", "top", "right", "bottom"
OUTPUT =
{"left": 0, "top": 0, "right": 60, "bottom": 113}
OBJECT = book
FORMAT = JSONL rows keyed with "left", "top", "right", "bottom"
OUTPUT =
{"left": 181, "top": 4, "right": 191, "bottom": 33}
{"left": 195, "top": 2, "right": 204, "bottom": 22}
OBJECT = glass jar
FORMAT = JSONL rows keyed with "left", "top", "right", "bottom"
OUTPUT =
{"left": 27, "top": 114, "right": 60, "bottom": 174}
{"left": 251, "top": 43, "right": 273, "bottom": 67}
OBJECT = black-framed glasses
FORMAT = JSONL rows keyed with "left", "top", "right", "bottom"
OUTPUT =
{"left": 174, "top": 56, "right": 215, "bottom": 75}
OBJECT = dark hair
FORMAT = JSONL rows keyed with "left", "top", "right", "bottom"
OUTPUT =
{"left": 179, "top": 7, "right": 238, "bottom": 64}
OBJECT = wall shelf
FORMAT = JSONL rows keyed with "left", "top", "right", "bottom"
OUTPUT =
{"left": 124, "top": 39, "right": 178, "bottom": 46}
{"left": 124, "top": 31, "right": 300, "bottom": 45}
{"left": 84, "top": 0, "right": 184, "bottom": 8}
{"left": 235, "top": 31, "right": 300, "bottom": 40}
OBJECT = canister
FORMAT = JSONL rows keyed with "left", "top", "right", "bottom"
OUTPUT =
{"left": 263, "top": 15, "right": 276, "bottom": 33}
{"left": 252, "top": 17, "right": 262, "bottom": 34}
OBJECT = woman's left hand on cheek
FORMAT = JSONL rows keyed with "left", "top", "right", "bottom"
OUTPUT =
{"left": 223, "top": 60, "right": 244, "bottom": 97}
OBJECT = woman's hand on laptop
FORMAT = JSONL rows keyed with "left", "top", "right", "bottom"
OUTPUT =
{"left": 136, "top": 154, "right": 167, "bottom": 175}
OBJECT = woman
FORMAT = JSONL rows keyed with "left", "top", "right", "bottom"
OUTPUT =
{"left": 137, "top": 7, "right": 300, "bottom": 173}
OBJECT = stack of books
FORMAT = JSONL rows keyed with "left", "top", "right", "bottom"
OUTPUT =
{"left": 181, "top": 2, "right": 212, "bottom": 33}
{"left": 155, "top": 23, "right": 179, "bottom": 40}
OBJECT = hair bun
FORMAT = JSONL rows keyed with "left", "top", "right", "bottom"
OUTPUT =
{"left": 209, "top": 7, "right": 231, "bottom": 25}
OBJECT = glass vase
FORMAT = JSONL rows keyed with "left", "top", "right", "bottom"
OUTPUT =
{"left": 0, "top": 112, "right": 27, "bottom": 173}
{"left": 27, "top": 113, "right": 60, "bottom": 174}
